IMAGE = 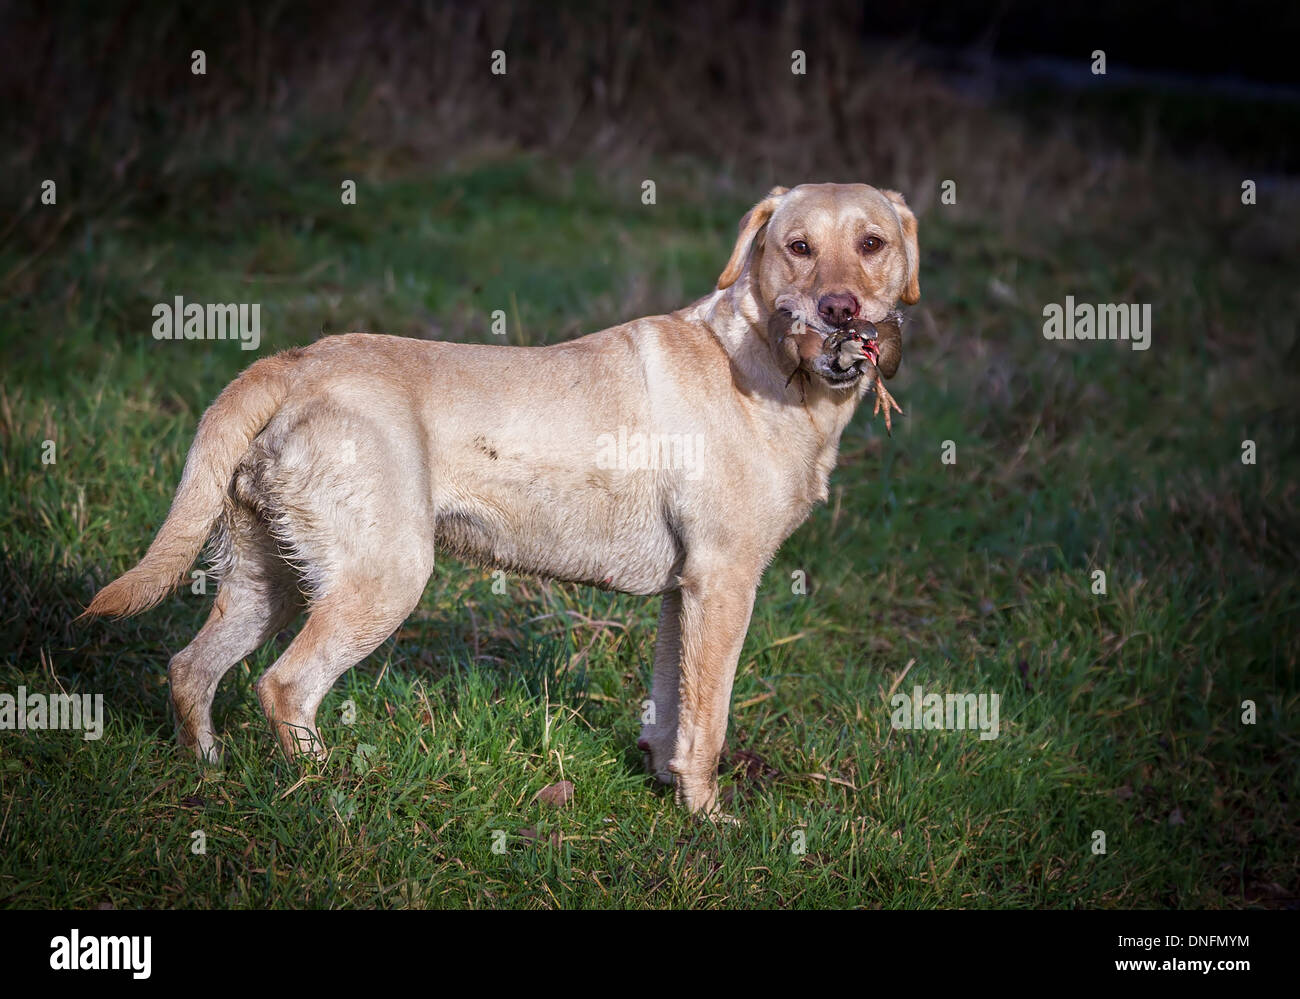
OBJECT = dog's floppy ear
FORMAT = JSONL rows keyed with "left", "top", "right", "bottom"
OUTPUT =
{"left": 881, "top": 189, "right": 920, "bottom": 305}
{"left": 716, "top": 186, "right": 789, "bottom": 290}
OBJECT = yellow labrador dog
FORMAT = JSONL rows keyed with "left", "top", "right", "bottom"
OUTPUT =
{"left": 84, "top": 182, "right": 919, "bottom": 815}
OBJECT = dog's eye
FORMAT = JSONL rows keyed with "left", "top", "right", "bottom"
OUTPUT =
{"left": 788, "top": 240, "right": 811, "bottom": 256}
{"left": 861, "top": 236, "right": 885, "bottom": 254}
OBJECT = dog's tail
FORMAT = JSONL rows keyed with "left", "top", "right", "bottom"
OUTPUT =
{"left": 81, "top": 352, "right": 299, "bottom": 619}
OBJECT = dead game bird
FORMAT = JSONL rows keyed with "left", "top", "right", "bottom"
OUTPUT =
{"left": 769, "top": 309, "right": 905, "bottom": 432}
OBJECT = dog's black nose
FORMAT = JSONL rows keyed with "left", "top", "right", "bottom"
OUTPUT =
{"left": 817, "top": 292, "right": 858, "bottom": 327}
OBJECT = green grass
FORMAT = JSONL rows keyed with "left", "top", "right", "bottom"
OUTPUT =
{"left": 1, "top": 141, "right": 1296, "bottom": 908}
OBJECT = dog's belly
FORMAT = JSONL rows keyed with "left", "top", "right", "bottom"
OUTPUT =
{"left": 434, "top": 486, "right": 683, "bottom": 595}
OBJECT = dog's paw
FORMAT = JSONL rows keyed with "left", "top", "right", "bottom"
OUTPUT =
{"left": 196, "top": 740, "right": 224, "bottom": 767}
{"left": 637, "top": 736, "right": 675, "bottom": 785}
{"left": 176, "top": 725, "right": 224, "bottom": 767}
{"left": 672, "top": 771, "right": 724, "bottom": 817}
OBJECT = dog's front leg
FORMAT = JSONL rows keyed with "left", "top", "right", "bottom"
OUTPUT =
{"left": 669, "top": 568, "right": 758, "bottom": 815}
{"left": 639, "top": 590, "right": 682, "bottom": 784}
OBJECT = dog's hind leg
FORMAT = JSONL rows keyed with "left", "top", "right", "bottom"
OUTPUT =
{"left": 254, "top": 560, "right": 433, "bottom": 760}
{"left": 240, "top": 395, "right": 437, "bottom": 758}
{"left": 168, "top": 515, "right": 304, "bottom": 761}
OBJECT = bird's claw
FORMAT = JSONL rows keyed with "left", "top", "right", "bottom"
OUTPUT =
{"left": 872, "top": 377, "right": 902, "bottom": 435}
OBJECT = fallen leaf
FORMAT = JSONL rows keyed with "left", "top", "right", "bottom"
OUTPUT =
{"left": 533, "top": 780, "right": 574, "bottom": 808}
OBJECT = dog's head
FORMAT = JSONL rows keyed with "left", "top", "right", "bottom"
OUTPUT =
{"left": 717, "top": 183, "right": 919, "bottom": 388}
